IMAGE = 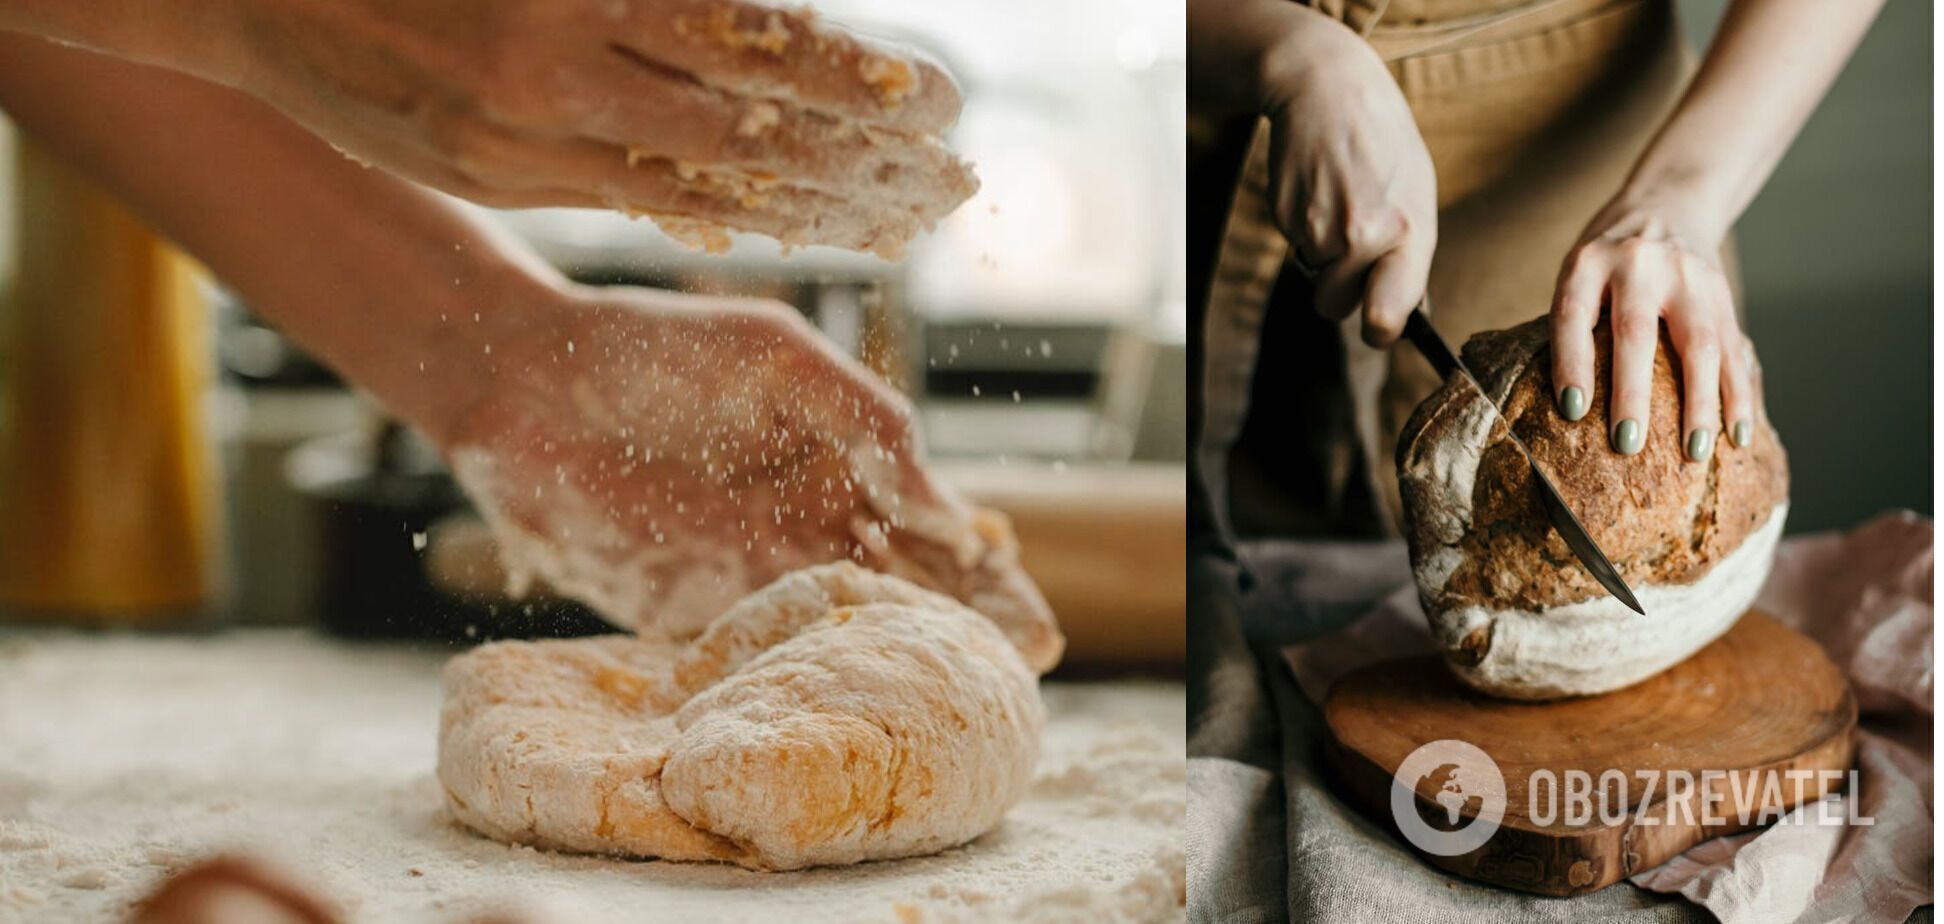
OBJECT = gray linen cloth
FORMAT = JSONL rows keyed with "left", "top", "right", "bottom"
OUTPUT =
{"left": 1187, "top": 518, "right": 1935, "bottom": 924}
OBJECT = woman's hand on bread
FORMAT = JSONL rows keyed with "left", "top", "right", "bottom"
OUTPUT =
{"left": 1551, "top": 192, "right": 1757, "bottom": 462}
{"left": 1547, "top": 0, "right": 1884, "bottom": 462}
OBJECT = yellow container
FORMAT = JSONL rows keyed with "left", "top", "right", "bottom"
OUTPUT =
{"left": 0, "top": 135, "right": 220, "bottom": 623}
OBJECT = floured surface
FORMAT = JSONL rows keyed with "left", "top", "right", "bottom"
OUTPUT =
{"left": 0, "top": 630, "right": 1184, "bottom": 923}
{"left": 437, "top": 565, "right": 1046, "bottom": 870}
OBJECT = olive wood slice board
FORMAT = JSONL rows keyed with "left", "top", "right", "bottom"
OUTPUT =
{"left": 1321, "top": 611, "right": 1857, "bottom": 896}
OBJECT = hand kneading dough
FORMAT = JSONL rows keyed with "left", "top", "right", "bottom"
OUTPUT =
{"left": 437, "top": 562, "right": 1044, "bottom": 870}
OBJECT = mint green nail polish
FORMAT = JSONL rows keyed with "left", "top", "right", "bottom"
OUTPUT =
{"left": 1686, "top": 428, "right": 1715, "bottom": 462}
{"left": 1559, "top": 386, "right": 1588, "bottom": 422}
{"left": 1732, "top": 420, "right": 1752, "bottom": 448}
{"left": 1613, "top": 418, "right": 1643, "bottom": 455}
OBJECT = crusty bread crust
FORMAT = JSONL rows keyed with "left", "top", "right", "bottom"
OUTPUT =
{"left": 438, "top": 563, "right": 1043, "bottom": 870}
{"left": 1396, "top": 317, "right": 1789, "bottom": 697}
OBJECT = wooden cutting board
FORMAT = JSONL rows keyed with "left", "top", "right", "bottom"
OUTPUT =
{"left": 1321, "top": 611, "right": 1857, "bottom": 896}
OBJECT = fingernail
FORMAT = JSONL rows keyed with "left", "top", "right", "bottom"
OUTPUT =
{"left": 1731, "top": 419, "right": 1752, "bottom": 448}
{"left": 1613, "top": 418, "right": 1643, "bottom": 455}
{"left": 1559, "top": 386, "right": 1588, "bottom": 422}
{"left": 1686, "top": 428, "right": 1714, "bottom": 462}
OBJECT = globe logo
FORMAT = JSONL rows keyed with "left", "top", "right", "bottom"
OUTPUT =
{"left": 1390, "top": 739, "right": 1506, "bottom": 856}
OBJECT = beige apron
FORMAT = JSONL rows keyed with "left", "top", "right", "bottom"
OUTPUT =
{"left": 1188, "top": 0, "right": 1736, "bottom": 551}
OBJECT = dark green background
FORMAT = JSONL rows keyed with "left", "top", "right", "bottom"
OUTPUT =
{"left": 1684, "top": 0, "right": 1933, "bottom": 532}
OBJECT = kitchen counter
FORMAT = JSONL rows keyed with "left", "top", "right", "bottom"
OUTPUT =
{"left": 0, "top": 629, "right": 1184, "bottom": 923}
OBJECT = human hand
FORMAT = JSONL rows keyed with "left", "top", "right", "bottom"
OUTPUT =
{"left": 434, "top": 285, "right": 1062, "bottom": 671}
{"left": 217, "top": 0, "right": 974, "bottom": 254}
{"left": 1550, "top": 192, "right": 1758, "bottom": 461}
{"left": 1259, "top": 8, "right": 1436, "bottom": 346}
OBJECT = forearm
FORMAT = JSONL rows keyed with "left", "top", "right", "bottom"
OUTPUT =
{"left": 0, "top": 32, "right": 563, "bottom": 443}
{"left": 1620, "top": 0, "right": 1884, "bottom": 240}
{"left": 0, "top": 0, "right": 244, "bottom": 83}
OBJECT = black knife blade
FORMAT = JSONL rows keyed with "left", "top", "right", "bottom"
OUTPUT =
{"left": 1401, "top": 308, "right": 1645, "bottom": 615}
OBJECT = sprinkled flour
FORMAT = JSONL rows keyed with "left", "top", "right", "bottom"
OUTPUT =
{"left": 0, "top": 631, "right": 1184, "bottom": 923}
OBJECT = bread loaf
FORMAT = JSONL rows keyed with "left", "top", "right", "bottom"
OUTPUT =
{"left": 1396, "top": 317, "right": 1789, "bottom": 699}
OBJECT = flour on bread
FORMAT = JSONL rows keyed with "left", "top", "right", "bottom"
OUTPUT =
{"left": 1434, "top": 503, "right": 1786, "bottom": 699}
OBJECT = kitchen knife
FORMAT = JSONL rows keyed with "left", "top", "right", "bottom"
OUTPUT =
{"left": 1401, "top": 306, "right": 1646, "bottom": 615}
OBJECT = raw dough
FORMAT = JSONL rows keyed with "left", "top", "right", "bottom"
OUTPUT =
{"left": 437, "top": 562, "right": 1044, "bottom": 870}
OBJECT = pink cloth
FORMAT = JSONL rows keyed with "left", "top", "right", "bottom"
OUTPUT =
{"left": 1283, "top": 511, "right": 1934, "bottom": 924}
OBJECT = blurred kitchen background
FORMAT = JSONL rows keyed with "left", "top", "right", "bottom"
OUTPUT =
{"left": 1683, "top": 0, "right": 1932, "bottom": 532}
{"left": 0, "top": 0, "right": 1187, "bottom": 672}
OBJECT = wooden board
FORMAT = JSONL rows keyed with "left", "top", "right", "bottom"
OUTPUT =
{"left": 941, "top": 462, "right": 1184, "bottom": 668}
{"left": 1321, "top": 611, "right": 1857, "bottom": 896}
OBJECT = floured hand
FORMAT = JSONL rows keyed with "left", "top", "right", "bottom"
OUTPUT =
{"left": 215, "top": 0, "right": 975, "bottom": 255}
{"left": 438, "top": 284, "right": 1062, "bottom": 671}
